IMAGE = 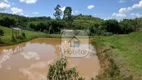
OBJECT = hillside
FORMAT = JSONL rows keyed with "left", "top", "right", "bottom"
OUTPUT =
{"left": 92, "top": 31, "right": 142, "bottom": 79}
{"left": 73, "top": 14, "right": 103, "bottom": 25}
{"left": 0, "top": 26, "right": 60, "bottom": 45}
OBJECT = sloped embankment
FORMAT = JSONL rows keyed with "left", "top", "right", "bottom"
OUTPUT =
{"left": 91, "top": 32, "right": 142, "bottom": 80}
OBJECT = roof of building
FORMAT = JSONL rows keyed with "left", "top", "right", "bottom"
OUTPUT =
{"left": 61, "top": 30, "right": 89, "bottom": 36}
{"left": 12, "top": 27, "right": 22, "bottom": 30}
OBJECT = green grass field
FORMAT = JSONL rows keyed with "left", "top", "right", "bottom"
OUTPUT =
{"left": 0, "top": 26, "right": 61, "bottom": 45}
{"left": 93, "top": 32, "right": 142, "bottom": 79}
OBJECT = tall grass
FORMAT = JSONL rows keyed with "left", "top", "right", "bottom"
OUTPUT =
{"left": 92, "top": 32, "right": 142, "bottom": 80}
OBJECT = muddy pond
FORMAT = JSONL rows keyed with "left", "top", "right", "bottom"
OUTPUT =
{"left": 0, "top": 38, "right": 100, "bottom": 80}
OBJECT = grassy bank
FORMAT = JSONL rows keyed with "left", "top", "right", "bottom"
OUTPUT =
{"left": 92, "top": 32, "right": 142, "bottom": 80}
{"left": 0, "top": 26, "right": 61, "bottom": 46}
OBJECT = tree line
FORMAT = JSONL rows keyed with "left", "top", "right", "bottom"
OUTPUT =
{"left": 0, "top": 5, "right": 142, "bottom": 36}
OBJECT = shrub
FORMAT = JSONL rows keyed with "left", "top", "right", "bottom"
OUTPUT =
{"left": 47, "top": 57, "right": 85, "bottom": 80}
{"left": 11, "top": 36, "right": 17, "bottom": 42}
{"left": 0, "top": 29, "right": 4, "bottom": 36}
{"left": 22, "top": 32, "right": 26, "bottom": 38}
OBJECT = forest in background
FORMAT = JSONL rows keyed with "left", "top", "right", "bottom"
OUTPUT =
{"left": 0, "top": 5, "right": 142, "bottom": 36}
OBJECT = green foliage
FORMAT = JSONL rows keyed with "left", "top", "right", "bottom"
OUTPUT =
{"left": 63, "top": 6, "right": 73, "bottom": 28}
{"left": 119, "top": 19, "right": 135, "bottom": 34}
{"left": 21, "top": 32, "right": 26, "bottom": 38}
{"left": 63, "top": 6, "right": 72, "bottom": 20}
{"left": 30, "top": 16, "right": 51, "bottom": 21}
{"left": 0, "top": 16, "right": 16, "bottom": 27}
{"left": 11, "top": 35, "right": 17, "bottom": 42}
{"left": 101, "top": 19, "right": 121, "bottom": 34}
{"left": 0, "top": 29, "right": 4, "bottom": 36}
{"left": 0, "top": 26, "right": 54, "bottom": 45}
{"left": 90, "top": 23, "right": 101, "bottom": 35}
{"left": 72, "top": 14, "right": 103, "bottom": 22}
{"left": 89, "top": 19, "right": 137, "bottom": 36}
{"left": 0, "top": 28, "right": 4, "bottom": 43}
{"left": 92, "top": 32, "right": 142, "bottom": 79}
{"left": 47, "top": 58, "right": 85, "bottom": 80}
{"left": 135, "top": 18, "right": 142, "bottom": 31}
{"left": 0, "top": 12, "right": 103, "bottom": 35}
{"left": 28, "top": 20, "right": 66, "bottom": 34}
{"left": 0, "top": 10, "right": 139, "bottom": 36}
{"left": 89, "top": 23, "right": 113, "bottom": 36}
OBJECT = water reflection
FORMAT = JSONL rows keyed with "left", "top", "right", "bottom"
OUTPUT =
{"left": 0, "top": 43, "right": 26, "bottom": 68}
{"left": 19, "top": 60, "right": 53, "bottom": 80}
{"left": 21, "top": 52, "right": 40, "bottom": 60}
{"left": 0, "top": 38, "right": 100, "bottom": 80}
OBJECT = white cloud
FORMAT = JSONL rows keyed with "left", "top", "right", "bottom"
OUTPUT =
{"left": 131, "top": 0, "right": 142, "bottom": 9}
{"left": 11, "top": 7, "right": 23, "bottom": 15}
{"left": 32, "top": 12, "right": 39, "bottom": 15}
{"left": 72, "top": 11, "right": 74, "bottom": 15}
{"left": 103, "top": 17, "right": 113, "bottom": 20}
{"left": 0, "top": 50, "right": 11, "bottom": 68}
{"left": 60, "top": 6, "right": 66, "bottom": 12}
{"left": 130, "top": 13, "right": 142, "bottom": 18}
{"left": 112, "top": 7, "right": 127, "bottom": 18}
{"left": 0, "top": 2, "right": 10, "bottom": 11}
{"left": 119, "top": 8, "right": 128, "bottom": 13}
{"left": 113, "top": 13, "right": 127, "bottom": 17}
{"left": 121, "top": 0, "right": 142, "bottom": 12}
{"left": 75, "top": 10, "right": 78, "bottom": 13}
{"left": 20, "top": 0, "right": 37, "bottom": 4}
{"left": 113, "top": 0, "right": 142, "bottom": 19}
{"left": 19, "top": 60, "right": 53, "bottom": 80}
{"left": 21, "top": 52, "right": 40, "bottom": 60}
{"left": 94, "top": 14, "right": 97, "bottom": 16}
{"left": 24, "top": 15, "right": 29, "bottom": 17}
{"left": 87, "top": 5, "right": 95, "bottom": 9}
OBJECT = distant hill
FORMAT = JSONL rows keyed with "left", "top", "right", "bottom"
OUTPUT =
{"left": 0, "top": 13, "right": 52, "bottom": 27}
{"left": 0, "top": 13, "right": 51, "bottom": 22}
{"left": 0, "top": 13, "right": 103, "bottom": 30}
{"left": 72, "top": 14, "right": 103, "bottom": 24}
{"left": 0, "top": 13, "right": 102, "bottom": 24}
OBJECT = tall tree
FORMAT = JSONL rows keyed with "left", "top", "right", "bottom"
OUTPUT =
{"left": 63, "top": 6, "right": 73, "bottom": 28}
{"left": 63, "top": 6, "right": 72, "bottom": 20}
{"left": 53, "top": 5, "right": 62, "bottom": 20}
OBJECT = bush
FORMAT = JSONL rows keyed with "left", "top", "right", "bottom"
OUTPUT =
{"left": 101, "top": 19, "right": 121, "bottom": 34}
{"left": 11, "top": 36, "right": 17, "bottom": 42}
{"left": 47, "top": 57, "right": 85, "bottom": 80}
{"left": 22, "top": 32, "right": 26, "bottom": 38}
{"left": 0, "top": 29, "right": 4, "bottom": 36}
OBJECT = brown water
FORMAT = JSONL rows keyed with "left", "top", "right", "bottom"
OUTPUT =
{"left": 0, "top": 38, "right": 100, "bottom": 80}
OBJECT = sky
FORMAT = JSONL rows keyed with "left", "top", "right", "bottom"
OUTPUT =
{"left": 0, "top": 0, "right": 142, "bottom": 20}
